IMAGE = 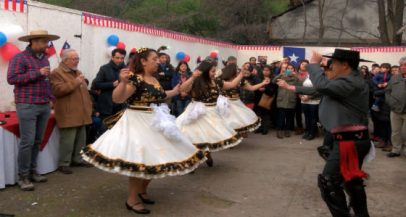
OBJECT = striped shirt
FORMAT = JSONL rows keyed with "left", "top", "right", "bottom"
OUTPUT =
{"left": 7, "top": 47, "right": 53, "bottom": 104}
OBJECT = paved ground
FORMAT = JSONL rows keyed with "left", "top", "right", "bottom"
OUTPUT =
{"left": 1, "top": 131, "right": 405, "bottom": 217}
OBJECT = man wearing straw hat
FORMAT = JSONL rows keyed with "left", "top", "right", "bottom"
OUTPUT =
{"left": 308, "top": 49, "right": 372, "bottom": 217}
{"left": 7, "top": 29, "right": 59, "bottom": 191}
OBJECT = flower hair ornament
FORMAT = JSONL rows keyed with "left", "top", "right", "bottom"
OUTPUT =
{"left": 138, "top": 47, "right": 149, "bottom": 54}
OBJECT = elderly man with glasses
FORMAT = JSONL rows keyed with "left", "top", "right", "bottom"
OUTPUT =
{"left": 50, "top": 49, "right": 93, "bottom": 174}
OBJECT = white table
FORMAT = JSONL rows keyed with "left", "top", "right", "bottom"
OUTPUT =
{"left": 0, "top": 127, "right": 59, "bottom": 189}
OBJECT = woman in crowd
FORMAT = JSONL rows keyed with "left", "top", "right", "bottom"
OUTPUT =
{"left": 176, "top": 60, "right": 244, "bottom": 167}
{"left": 240, "top": 62, "right": 262, "bottom": 109}
{"left": 294, "top": 60, "right": 309, "bottom": 135}
{"left": 297, "top": 60, "right": 320, "bottom": 140}
{"left": 272, "top": 63, "right": 299, "bottom": 138}
{"left": 81, "top": 48, "right": 206, "bottom": 215}
{"left": 254, "top": 65, "right": 278, "bottom": 135}
{"left": 171, "top": 61, "right": 192, "bottom": 116}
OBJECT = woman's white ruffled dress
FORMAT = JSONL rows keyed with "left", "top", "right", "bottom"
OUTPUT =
{"left": 81, "top": 74, "right": 206, "bottom": 179}
{"left": 176, "top": 78, "right": 243, "bottom": 152}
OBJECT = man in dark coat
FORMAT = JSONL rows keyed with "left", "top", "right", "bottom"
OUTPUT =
{"left": 92, "top": 48, "right": 126, "bottom": 121}
{"left": 308, "top": 49, "right": 372, "bottom": 217}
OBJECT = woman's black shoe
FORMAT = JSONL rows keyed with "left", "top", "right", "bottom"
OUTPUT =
{"left": 138, "top": 193, "right": 155, "bottom": 204}
{"left": 125, "top": 202, "right": 151, "bottom": 214}
{"left": 302, "top": 133, "right": 310, "bottom": 139}
{"left": 205, "top": 158, "right": 214, "bottom": 167}
{"left": 306, "top": 135, "right": 315, "bottom": 140}
{"left": 205, "top": 153, "right": 214, "bottom": 167}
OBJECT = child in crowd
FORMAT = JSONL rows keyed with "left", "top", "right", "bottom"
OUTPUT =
{"left": 372, "top": 63, "right": 391, "bottom": 112}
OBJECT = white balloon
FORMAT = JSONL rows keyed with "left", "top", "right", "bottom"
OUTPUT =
{"left": 0, "top": 24, "right": 24, "bottom": 42}
{"left": 107, "top": 46, "right": 116, "bottom": 57}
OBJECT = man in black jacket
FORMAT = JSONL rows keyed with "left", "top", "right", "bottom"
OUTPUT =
{"left": 92, "top": 48, "right": 126, "bottom": 122}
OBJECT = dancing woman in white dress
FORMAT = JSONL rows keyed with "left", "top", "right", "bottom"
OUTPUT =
{"left": 81, "top": 48, "right": 206, "bottom": 214}
{"left": 176, "top": 60, "right": 244, "bottom": 167}
{"left": 219, "top": 64, "right": 270, "bottom": 136}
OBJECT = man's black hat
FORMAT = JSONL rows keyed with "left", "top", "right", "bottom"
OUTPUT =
{"left": 322, "top": 49, "right": 372, "bottom": 63}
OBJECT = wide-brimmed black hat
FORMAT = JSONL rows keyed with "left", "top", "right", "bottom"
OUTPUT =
{"left": 322, "top": 49, "right": 372, "bottom": 63}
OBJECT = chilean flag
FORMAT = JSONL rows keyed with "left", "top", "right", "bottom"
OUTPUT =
{"left": 45, "top": 41, "right": 56, "bottom": 58}
{"left": 59, "top": 41, "right": 71, "bottom": 57}
{"left": 283, "top": 46, "right": 305, "bottom": 68}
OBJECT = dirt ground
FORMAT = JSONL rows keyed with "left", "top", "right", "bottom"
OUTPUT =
{"left": 1, "top": 131, "right": 405, "bottom": 217}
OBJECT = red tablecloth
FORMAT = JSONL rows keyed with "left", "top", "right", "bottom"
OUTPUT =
{"left": 0, "top": 111, "right": 56, "bottom": 151}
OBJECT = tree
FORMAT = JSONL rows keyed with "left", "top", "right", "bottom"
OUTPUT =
{"left": 37, "top": 0, "right": 291, "bottom": 44}
{"left": 377, "top": 0, "right": 405, "bottom": 45}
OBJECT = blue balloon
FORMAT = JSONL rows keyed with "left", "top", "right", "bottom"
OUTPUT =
{"left": 0, "top": 32, "right": 7, "bottom": 48}
{"left": 176, "top": 51, "right": 186, "bottom": 60}
{"left": 107, "top": 34, "right": 119, "bottom": 46}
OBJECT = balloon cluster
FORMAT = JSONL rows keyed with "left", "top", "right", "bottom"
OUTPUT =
{"left": 0, "top": 24, "right": 23, "bottom": 61}
{"left": 106, "top": 34, "right": 127, "bottom": 57}
{"left": 175, "top": 51, "right": 190, "bottom": 62}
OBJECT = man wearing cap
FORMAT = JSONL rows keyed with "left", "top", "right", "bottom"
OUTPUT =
{"left": 7, "top": 30, "right": 59, "bottom": 191}
{"left": 309, "top": 49, "right": 372, "bottom": 217}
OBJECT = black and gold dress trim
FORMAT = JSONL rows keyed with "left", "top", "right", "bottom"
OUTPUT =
{"left": 81, "top": 146, "right": 207, "bottom": 179}
{"left": 194, "top": 133, "right": 243, "bottom": 152}
{"left": 235, "top": 117, "right": 261, "bottom": 134}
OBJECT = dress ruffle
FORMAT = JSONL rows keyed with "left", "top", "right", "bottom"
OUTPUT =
{"left": 176, "top": 103, "right": 243, "bottom": 152}
{"left": 235, "top": 117, "right": 261, "bottom": 134}
{"left": 82, "top": 106, "right": 207, "bottom": 179}
{"left": 195, "top": 133, "right": 243, "bottom": 152}
{"left": 225, "top": 99, "right": 261, "bottom": 134}
{"left": 81, "top": 146, "right": 206, "bottom": 179}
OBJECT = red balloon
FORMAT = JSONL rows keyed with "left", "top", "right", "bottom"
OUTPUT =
{"left": 209, "top": 51, "right": 218, "bottom": 58}
{"left": 183, "top": 54, "right": 190, "bottom": 62}
{"left": 116, "top": 42, "right": 126, "bottom": 49}
{"left": 0, "top": 42, "right": 21, "bottom": 61}
{"left": 130, "top": 48, "right": 137, "bottom": 54}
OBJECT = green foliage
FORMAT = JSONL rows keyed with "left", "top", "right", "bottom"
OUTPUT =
{"left": 36, "top": 0, "right": 291, "bottom": 44}
{"left": 264, "top": 0, "right": 291, "bottom": 14}
{"left": 38, "top": 0, "right": 74, "bottom": 7}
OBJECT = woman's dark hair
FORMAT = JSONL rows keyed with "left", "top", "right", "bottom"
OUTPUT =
{"left": 175, "top": 61, "right": 190, "bottom": 73}
{"left": 261, "top": 65, "right": 274, "bottom": 79}
{"left": 220, "top": 64, "right": 238, "bottom": 81}
{"left": 112, "top": 48, "right": 126, "bottom": 57}
{"left": 380, "top": 63, "right": 391, "bottom": 69}
{"left": 360, "top": 65, "right": 369, "bottom": 72}
{"left": 297, "top": 59, "right": 309, "bottom": 71}
{"left": 158, "top": 52, "right": 167, "bottom": 57}
{"left": 128, "top": 48, "right": 157, "bottom": 75}
{"left": 191, "top": 60, "right": 216, "bottom": 99}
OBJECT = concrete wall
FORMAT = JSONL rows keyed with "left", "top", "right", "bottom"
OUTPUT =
{"left": 0, "top": 7, "right": 27, "bottom": 111}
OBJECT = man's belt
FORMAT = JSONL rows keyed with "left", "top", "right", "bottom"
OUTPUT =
{"left": 333, "top": 130, "right": 369, "bottom": 141}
